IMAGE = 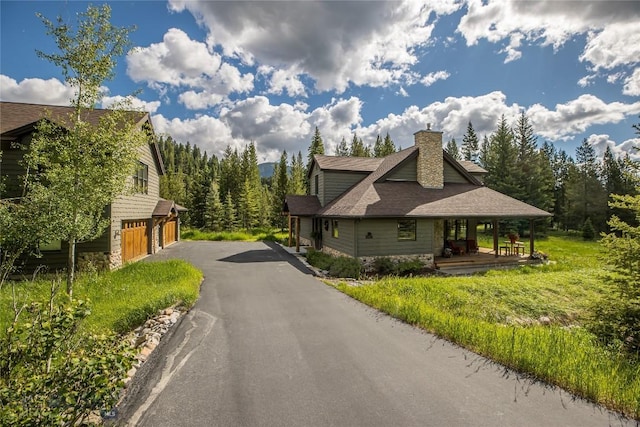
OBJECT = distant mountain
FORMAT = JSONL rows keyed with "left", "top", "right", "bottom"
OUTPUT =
{"left": 258, "top": 162, "right": 277, "bottom": 178}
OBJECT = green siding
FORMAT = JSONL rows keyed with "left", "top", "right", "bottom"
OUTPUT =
{"left": 443, "top": 161, "right": 468, "bottom": 183}
{"left": 299, "top": 216, "right": 313, "bottom": 242}
{"left": 322, "top": 171, "right": 367, "bottom": 205}
{"left": 323, "top": 218, "right": 355, "bottom": 256}
{"left": 385, "top": 157, "right": 417, "bottom": 181}
{"left": 356, "top": 218, "right": 434, "bottom": 257}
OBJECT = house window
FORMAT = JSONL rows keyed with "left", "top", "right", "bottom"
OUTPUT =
{"left": 445, "top": 219, "right": 467, "bottom": 240}
{"left": 332, "top": 220, "right": 339, "bottom": 238}
{"left": 397, "top": 219, "right": 416, "bottom": 241}
{"left": 133, "top": 162, "right": 149, "bottom": 194}
{"left": 314, "top": 174, "right": 319, "bottom": 196}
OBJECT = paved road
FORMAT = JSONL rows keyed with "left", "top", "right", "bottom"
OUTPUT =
{"left": 117, "top": 241, "right": 634, "bottom": 426}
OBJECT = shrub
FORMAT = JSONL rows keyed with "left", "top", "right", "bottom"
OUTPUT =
{"left": 582, "top": 217, "right": 596, "bottom": 240}
{"left": 373, "top": 257, "right": 395, "bottom": 275}
{"left": 394, "top": 259, "right": 425, "bottom": 276}
{"left": 329, "top": 257, "right": 362, "bottom": 279}
{"left": 0, "top": 296, "right": 133, "bottom": 426}
{"left": 305, "top": 249, "right": 334, "bottom": 271}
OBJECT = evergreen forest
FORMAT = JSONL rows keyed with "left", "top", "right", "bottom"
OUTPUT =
{"left": 158, "top": 116, "right": 639, "bottom": 236}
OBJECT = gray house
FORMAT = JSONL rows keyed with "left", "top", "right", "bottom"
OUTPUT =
{"left": 284, "top": 128, "right": 551, "bottom": 267}
{"left": 0, "top": 101, "right": 184, "bottom": 271}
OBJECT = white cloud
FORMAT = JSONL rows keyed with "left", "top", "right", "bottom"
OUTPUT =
{"left": 153, "top": 113, "right": 236, "bottom": 159}
{"left": 168, "top": 0, "right": 460, "bottom": 93}
{"left": 420, "top": 70, "right": 450, "bottom": 87}
{"left": 623, "top": 68, "right": 640, "bottom": 96}
{"left": 258, "top": 65, "right": 307, "bottom": 98}
{"left": 357, "top": 91, "right": 521, "bottom": 146}
{"left": 101, "top": 95, "right": 161, "bottom": 113}
{"left": 0, "top": 75, "right": 74, "bottom": 105}
{"left": 586, "top": 133, "right": 640, "bottom": 161}
{"left": 127, "top": 28, "right": 253, "bottom": 109}
{"left": 579, "top": 22, "right": 640, "bottom": 71}
{"left": 527, "top": 95, "right": 640, "bottom": 140}
{"left": 457, "top": 0, "right": 640, "bottom": 72}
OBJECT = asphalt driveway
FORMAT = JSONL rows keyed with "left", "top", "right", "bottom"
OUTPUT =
{"left": 116, "top": 241, "right": 634, "bottom": 426}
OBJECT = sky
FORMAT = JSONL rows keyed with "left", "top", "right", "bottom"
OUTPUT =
{"left": 1, "top": 0, "right": 639, "bottom": 164}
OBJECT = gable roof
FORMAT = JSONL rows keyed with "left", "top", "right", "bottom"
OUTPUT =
{"left": 1, "top": 101, "right": 149, "bottom": 136}
{"left": 283, "top": 195, "right": 321, "bottom": 216}
{"left": 459, "top": 160, "right": 487, "bottom": 174}
{"left": 315, "top": 146, "right": 550, "bottom": 219}
{"left": 153, "top": 199, "right": 188, "bottom": 217}
{"left": 309, "top": 154, "right": 384, "bottom": 177}
{"left": 0, "top": 101, "right": 166, "bottom": 175}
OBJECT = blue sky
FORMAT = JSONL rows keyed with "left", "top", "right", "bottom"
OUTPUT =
{"left": 1, "top": 1, "right": 639, "bottom": 163}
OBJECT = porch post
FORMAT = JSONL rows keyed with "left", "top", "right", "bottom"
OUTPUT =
{"left": 296, "top": 216, "right": 300, "bottom": 253}
{"left": 492, "top": 219, "right": 499, "bottom": 258}
{"left": 529, "top": 219, "right": 534, "bottom": 257}
{"left": 288, "top": 215, "right": 293, "bottom": 247}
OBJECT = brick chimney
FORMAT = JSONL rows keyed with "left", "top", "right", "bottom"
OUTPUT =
{"left": 414, "top": 127, "right": 444, "bottom": 189}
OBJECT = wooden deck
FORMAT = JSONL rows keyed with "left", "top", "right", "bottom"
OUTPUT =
{"left": 435, "top": 247, "right": 541, "bottom": 275}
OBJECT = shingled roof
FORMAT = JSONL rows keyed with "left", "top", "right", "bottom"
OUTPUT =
{"left": 313, "top": 146, "right": 550, "bottom": 219}
{"left": 0, "top": 101, "right": 165, "bottom": 175}
{"left": 311, "top": 154, "right": 383, "bottom": 174}
{"left": 0, "top": 101, "right": 149, "bottom": 137}
{"left": 283, "top": 195, "right": 321, "bottom": 216}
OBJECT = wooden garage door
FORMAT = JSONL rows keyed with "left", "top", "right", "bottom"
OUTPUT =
{"left": 122, "top": 220, "right": 149, "bottom": 262}
{"left": 163, "top": 218, "right": 177, "bottom": 246}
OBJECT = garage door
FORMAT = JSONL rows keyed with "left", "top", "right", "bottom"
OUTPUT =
{"left": 163, "top": 218, "right": 177, "bottom": 246}
{"left": 122, "top": 220, "right": 149, "bottom": 262}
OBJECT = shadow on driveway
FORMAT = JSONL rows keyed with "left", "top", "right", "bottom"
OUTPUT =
{"left": 218, "top": 240, "right": 315, "bottom": 276}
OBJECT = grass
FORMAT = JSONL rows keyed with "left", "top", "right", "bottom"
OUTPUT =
{"left": 0, "top": 260, "right": 203, "bottom": 335}
{"left": 329, "top": 232, "right": 640, "bottom": 420}
{"left": 181, "top": 227, "right": 288, "bottom": 243}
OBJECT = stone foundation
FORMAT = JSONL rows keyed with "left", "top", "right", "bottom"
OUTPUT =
{"left": 109, "top": 250, "right": 123, "bottom": 270}
{"left": 360, "top": 253, "right": 435, "bottom": 273}
{"left": 320, "top": 246, "right": 435, "bottom": 273}
{"left": 77, "top": 252, "right": 112, "bottom": 272}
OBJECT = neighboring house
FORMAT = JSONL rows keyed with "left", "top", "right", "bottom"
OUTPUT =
{"left": 0, "top": 101, "right": 185, "bottom": 272}
{"left": 284, "top": 128, "right": 551, "bottom": 267}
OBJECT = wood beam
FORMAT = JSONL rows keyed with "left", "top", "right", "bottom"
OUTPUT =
{"left": 492, "top": 219, "right": 499, "bottom": 258}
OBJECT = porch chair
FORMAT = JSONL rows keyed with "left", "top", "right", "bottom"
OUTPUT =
{"left": 447, "top": 240, "right": 465, "bottom": 255}
{"left": 467, "top": 239, "right": 479, "bottom": 255}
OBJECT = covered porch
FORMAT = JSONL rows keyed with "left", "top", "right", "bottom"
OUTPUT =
{"left": 435, "top": 246, "right": 543, "bottom": 275}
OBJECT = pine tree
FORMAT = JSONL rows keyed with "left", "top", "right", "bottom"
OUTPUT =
{"left": 462, "top": 122, "right": 479, "bottom": 162}
{"left": 271, "top": 151, "right": 289, "bottom": 229}
{"left": 381, "top": 132, "right": 396, "bottom": 156}
{"left": 349, "top": 133, "right": 369, "bottom": 157}
{"left": 445, "top": 138, "right": 461, "bottom": 160}
{"left": 289, "top": 151, "right": 306, "bottom": 195}
{"left": 513, "top": 112, "right": 553, "bottom": 216}
{"left": 335, "top": 137, "right": 349, "bottom": 156}
{"left": 373, "top": 135, "right": 384, "bottom": 157}
{"left": 481, "top": 116, "right": 520, "bottom": 197}
{"left": 565, "top": 139, "right": 608, "bottom": 231}
{"left": 223, "top": 190, "right": 238, "bottom": 231}
{"left": 204, "top": 181, "right": 224, "bottom": 231}
{"left": 307, "top": 126, "right": 325, "bottom": 169}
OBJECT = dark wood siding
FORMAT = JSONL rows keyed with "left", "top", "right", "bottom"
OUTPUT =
{"left": 110, "top": 143, "right": 161, "bottom": 255}
{"left": 356, "top": 218, "right": 434, "bottom": 257}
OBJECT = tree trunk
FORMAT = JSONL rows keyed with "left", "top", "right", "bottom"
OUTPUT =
{"left": 67, "top": 238, "right": 76, "bottom": 297}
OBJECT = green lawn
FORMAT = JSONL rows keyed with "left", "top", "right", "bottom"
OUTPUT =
{"left": 330, "top": 232, "right": 640, "bottom": 419}
{"left": 0, "top": 260, "right": 203, "bottom": 335}
{"left": 181, "top": 227, "right": 288, "bottom": 243}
